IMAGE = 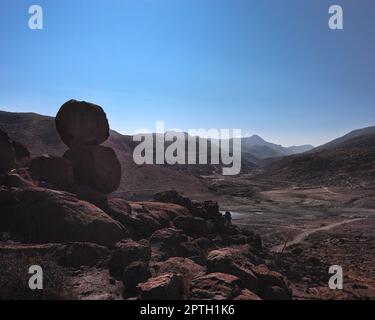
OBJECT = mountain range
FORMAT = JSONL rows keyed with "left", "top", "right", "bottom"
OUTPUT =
{"left": 1, "top": 109, "right": 374, "bottom": 192}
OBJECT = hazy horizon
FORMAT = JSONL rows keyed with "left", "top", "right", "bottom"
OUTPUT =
{"left": 1, "top": 0, "right": 374, "bottom": 146}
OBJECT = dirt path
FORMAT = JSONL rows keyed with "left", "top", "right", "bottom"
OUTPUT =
{"left": 271, "top": 218, "right": 364, "bottom": 253}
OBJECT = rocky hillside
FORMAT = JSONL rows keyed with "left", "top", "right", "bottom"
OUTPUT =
{"left": 264, "top": 130, "right": 375, "bottom": 187}
{"left": 0, "top": 100, "right": 291, "bottom": 300}
{"left": 0, "top": 110, "right": 209, "bottom": 199}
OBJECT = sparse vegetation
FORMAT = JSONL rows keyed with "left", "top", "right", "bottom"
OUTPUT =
{"left": 0, "top": 253, "right": 74, "bottom": 300}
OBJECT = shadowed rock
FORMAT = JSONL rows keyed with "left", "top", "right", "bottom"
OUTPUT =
{"left": 29, "top": 155, "right": 74, "bottom": 187}
{"left": 64, "top": 146, "right": 121, "bottom": 194}
{"left": 0, "top": 187, "right": 124, "bottom": 247}
{"left": 137, "top": 273, "right": 183, "bottom": 300}
{"left": 0, "top": 129, "right": 16, "bottom": 173}
{"left": 55, "top": 100, "right": 109, "bottom": 148}
{"left": 191, "top": 272, "right": 243, "bottom": 300}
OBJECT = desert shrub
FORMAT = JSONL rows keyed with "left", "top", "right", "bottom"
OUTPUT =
{"left": 0, "top": 253, "right": 74, "bottom": 300}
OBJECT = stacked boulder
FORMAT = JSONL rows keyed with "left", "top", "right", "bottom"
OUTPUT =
{"left": 56, "top": 99, "right": 121, "bottom": 194}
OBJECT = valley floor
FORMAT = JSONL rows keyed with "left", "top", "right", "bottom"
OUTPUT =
{"left": 201, "top": 175, "right": 375, "bottom": 300}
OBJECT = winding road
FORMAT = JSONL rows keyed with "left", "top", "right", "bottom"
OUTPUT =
{"left": 271, "top": 218, "right": 364, "bottom": 253}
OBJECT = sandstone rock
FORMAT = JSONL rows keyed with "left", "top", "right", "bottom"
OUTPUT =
{"left": 109, "top": 240, "right": 151, "bottom": 277}
{"left": 191, "top": 272, "right": 242, "bottom": 300}
{"left": 206, "top": 248, "right": 259, "bottom": 293}
{"left": 150, "top": 228, "right": 188, "bottom": 246}
{"left": 29, "top": 155, "right": 74, "bottom": 187}
{"left": 123, "top": 261, "right": 151, "bottom": 293}
{"left": 252, "top": 264, "right": 291, "bottom": 296}
{"left": 191, "top": 237, "right": 216, "bottom": 251}
{"left": 107, "top": 199, "right": 163, "bottom": 239}
{"left": 68, "top": 268, "right": 123, "bottom": 300}
{"left": 235, "top": 289, "right": 261, "bottom": 300}
{"left": 152, "top": 257, "right": 204, "bottom": 284}
{"left": 0, "top": 129, "right": 16, "bottom": 173}
{"left": 137, "top": 273, "right": 183, "bottom": 300}
{"left": 177, "top": 242, "right": 205, "bottom": 260}
{"left": 173, "top": 216, "right": 208, "bottom": 237}
{"left": 64, "top": 145, "right": 121, "bottom": 193}
{"left": 153, "top": 190, "right": 194, "bottom": 211}
{"left": 0, "top": 188, "right": 124, "bottom": 247}
{"left": 55, "top": 99, "right": 109, "bottom": 147}
{"left": 61, "top": 242, "right": 110, "bottom": 268}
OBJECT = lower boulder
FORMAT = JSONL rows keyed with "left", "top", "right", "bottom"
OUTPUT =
{"left": 0, "top": 187, "right": 124, "bottom": 247}
{"left": 63, "top": 145, "right": 121, "bottom": 194}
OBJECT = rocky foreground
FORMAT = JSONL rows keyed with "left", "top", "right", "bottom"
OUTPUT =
{"left": 0, "top": 100, "right": 291, "bottom": 300}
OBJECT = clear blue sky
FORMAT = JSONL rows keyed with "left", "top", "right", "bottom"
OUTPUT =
{"left": 1, "top": 0, "right": 374, "bottom": 146}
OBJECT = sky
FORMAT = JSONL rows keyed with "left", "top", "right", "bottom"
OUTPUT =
{"left": 0, "top": 0, "right": 374, "bottom": 147}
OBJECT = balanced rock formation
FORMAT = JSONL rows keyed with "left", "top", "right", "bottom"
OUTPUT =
{"left": 55, "top": 99, "right": 109, "bottom": 148}
{"left": 64, "top": 146, "right": 121, "bottom": 194}
{"left": 55, "top": 100, "right": 121, "bottom": 194}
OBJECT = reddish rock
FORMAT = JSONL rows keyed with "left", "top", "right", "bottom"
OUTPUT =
{"left": 252, "top": 264, "right": 291, "bottom": 293}
{"left": 61, "top": 242, "right": 110, "bottom": 268}
{"left": 235, "top": 289, "right": 262, "bottom": 300}
{"left": 173, "top": 216, "right": 208, "bottom": 237}
{"left": 191, "top": 273, "right": 242, "bottom": 300}
{"left": 64, "top": 145, "right": 121, "bottom": 194}
{"left": 206, "top": 248, "right": 259, "bottom": 293}
{"left": 107, "top": 199, "right": 163, "bottom": 239}
{"left": 151, "top": 257, "right": 204, "bottom": 287}
{"left": 109, "top": 239, "right": 151, "bottom": 277}
{"left": 0, "top": 188, "right": 124, "bottom": 247}
{"left": 123, "top": 261, "right": 151, "bottom": 293}
{"left": 55, "top": 99, "right": 109, "bottom": 148}
{"left": 150, "top": 228, "right": 188, "bottom": 246}
{"left": 29, "top": 155, "right": 74, "bottom": 187}
{"left": 137, "top": 273, "right": 183, "bottom": 300}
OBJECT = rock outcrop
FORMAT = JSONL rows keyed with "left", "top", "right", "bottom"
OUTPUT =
{"left": 0, "top": 187, "right": 124, "bottom": 247}
{"left": 55, "top": 100, "right": 121, "bottom": 194}
{"left": 55, "top": 99, "right": 109, "bottom": 148}
{"left": 0, "top": 101, "right": 293, "bottom": 300}
{"left": 63, "top": 146, "right": 121, "bottom": 193}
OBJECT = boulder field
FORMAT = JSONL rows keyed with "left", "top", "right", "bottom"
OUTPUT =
{"left": 0, "top": 100, "right": 292, "bottom": 300}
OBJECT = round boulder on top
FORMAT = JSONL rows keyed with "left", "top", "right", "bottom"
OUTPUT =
{"left": 55, "top": 99, "right": 110, "bottom": 148}
{"left": 63, "top": 145, "right": 121, "bottom": 194}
